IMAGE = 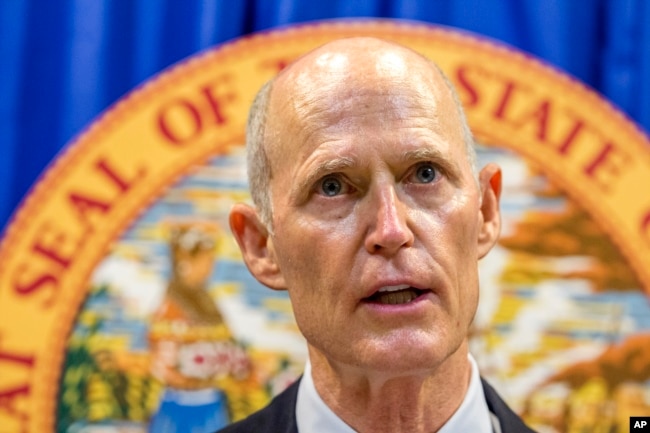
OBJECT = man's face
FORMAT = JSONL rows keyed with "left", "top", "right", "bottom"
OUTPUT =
{"left": 239, "top": 40, "right": 500, "bottom": 374}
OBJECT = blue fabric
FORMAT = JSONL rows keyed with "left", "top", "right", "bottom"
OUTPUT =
{"left": 1, "top": 0, "right": 649, "bottom": 231}
{"left": 148, "top": 388, "right": 230, "bottom": 433}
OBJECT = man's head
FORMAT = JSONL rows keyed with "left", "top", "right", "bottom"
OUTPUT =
{"left": 246, "top": 41, "right": 477, "bottom": 229}
{"left": 230, "top": 37, "right": 501, "bottom": 374}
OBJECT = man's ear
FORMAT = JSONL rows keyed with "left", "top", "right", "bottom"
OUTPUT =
{"left": 229, "top": 203, "right": 286, "bottom": 290}
{"left": 477, "top": 163, "right": 502, "bottom": 259}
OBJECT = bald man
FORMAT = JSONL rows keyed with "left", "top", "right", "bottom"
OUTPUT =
{"left": 221, "top": 37, "right": 535, "bottom": 433}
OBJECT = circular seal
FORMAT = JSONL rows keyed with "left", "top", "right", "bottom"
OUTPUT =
{"left": 0, "top": 19, "right": 649, "bottom": 433}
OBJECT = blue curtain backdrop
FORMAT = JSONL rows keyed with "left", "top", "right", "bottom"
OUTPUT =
{"left": 1, "top": 0, "right": 649, "bottom": 232}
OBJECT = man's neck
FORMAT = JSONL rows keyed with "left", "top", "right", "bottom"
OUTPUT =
{"left": 307, "top": 342, "right": 472, "bottom": 433}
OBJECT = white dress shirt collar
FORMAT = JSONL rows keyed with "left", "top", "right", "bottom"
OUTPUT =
{"left": 295, "top": 355, "right": 495, "bottom": 433}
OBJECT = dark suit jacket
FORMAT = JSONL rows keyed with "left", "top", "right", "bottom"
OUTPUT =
{"left": 217, "top": 377, "right": 536, "bottom": 432}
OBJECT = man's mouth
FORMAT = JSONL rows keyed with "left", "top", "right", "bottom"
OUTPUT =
{"left": 364, "top": 284, "right": 428, "bottom": 305}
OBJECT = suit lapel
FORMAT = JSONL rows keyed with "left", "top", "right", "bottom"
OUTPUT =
{"left": 481, "top": 378, "right": 536, "bottom": 433}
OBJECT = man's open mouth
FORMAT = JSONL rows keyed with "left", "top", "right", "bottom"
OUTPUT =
{"left": 364, "top": 284, "right": 429, "bottom": 305}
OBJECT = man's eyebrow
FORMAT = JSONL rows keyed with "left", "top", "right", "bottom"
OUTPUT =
{"left": 400, "top": 147, "right": 445, "bottom": 162}
{"left": 318, "top": 156, "right": 356, "bottom": 172}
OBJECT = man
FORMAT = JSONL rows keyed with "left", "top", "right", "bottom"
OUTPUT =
{"left": 222, "top": 37, "right": 535, "bottom": 432}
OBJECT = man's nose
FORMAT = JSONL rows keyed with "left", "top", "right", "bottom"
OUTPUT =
{"left": 364, "top": 184, "right": 414, "bottom": 254}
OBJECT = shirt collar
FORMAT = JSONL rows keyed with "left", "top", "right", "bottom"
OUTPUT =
{"left": 295, "top": 355, "right": 494, "bottom": 433}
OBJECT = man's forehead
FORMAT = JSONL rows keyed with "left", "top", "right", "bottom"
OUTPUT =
{"left": 263, "top": 37, "right": 460, "bottom": 164}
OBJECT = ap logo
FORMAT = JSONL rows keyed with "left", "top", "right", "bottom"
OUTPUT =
{"left": 632, "top": 417, "right": 650, "bottom": 430}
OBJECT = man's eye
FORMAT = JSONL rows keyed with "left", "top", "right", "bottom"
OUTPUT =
{"left": 320, "top": 176, "right": 343, "bottom": 196}
{"left": 414, "top": 163, "right": 438, "bottom": 183}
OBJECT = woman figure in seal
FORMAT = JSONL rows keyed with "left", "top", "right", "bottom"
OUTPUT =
{"left": 148, "top": 224, "right": 249, "bottom": 433}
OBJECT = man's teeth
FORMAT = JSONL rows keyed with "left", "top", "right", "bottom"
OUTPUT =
{"left": 378, "top": 284, "right": 411, "bottom": 293}
{"left": 378, "top": 289, "right": 418, "bottom": 305}
{"left": 370, "top": 285, "right": 423, "bottom": 304}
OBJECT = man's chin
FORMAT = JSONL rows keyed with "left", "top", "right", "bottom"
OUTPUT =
{"left": 351, "top": 334, "right": 468, "bottom": 375}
